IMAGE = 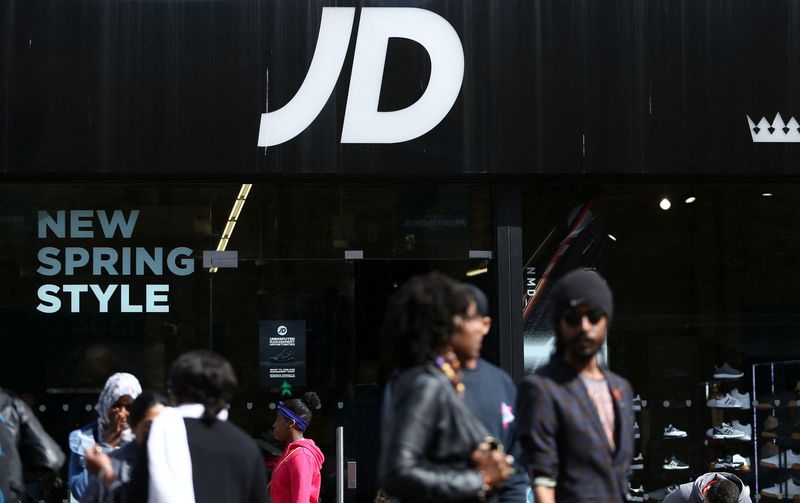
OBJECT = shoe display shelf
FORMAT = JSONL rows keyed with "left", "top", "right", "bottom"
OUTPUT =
{"left": 702, "top": 364, "right": 754, "bottom": 500}
{"left": 752, "top": 360, "right": 800, "bottom": 501}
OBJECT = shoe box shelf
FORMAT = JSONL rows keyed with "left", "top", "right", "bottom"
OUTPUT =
{"left": 630, "top": 364, "right": 753, "bottom": 502}
{"left": 752, "top": 360, "right": 800, "bottom": 501}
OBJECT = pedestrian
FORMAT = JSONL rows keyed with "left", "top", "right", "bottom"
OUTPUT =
{"left": 663, "top": 472, "right": 751, "bottom": 503}
{"left": 0, "top": 388, "right": 65, "bottom": 502}
{"left": 128, "top": 350, "right": 268, "bottom": 503}
{"left": 516, "top": 268, "right": 635, "bottom": 503}
{"left": 68, "top": 372, "right": 142, "bottom": 501}
{"left": 458, "top": 284, "right": 530, "bottom": 503}
{"left": 82, "top": 391, "right": 169, "bottom": 503}
{"left": 269, "top": 392, "right": 325, "bottom": 503}
{"left": 379, "top": 271, "right": 512, "bottom": 503}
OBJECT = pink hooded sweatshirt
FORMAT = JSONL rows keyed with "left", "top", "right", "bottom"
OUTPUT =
{"left": 269, "top": 438, "right": 325, "bottom": 503}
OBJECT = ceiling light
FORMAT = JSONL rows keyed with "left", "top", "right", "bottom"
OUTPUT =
{"left": 608, "top": 234, "right": 617, "bottom": 242}
{"left": 465, "top": 267, "right": 488, "bottom": 277}
{"left": 210, "top": 183, "right": 252, "bottom": 273}
{"left": 685, "top": 196, "right": 696, "bottom": 204}
{"left": 659, "top": 198, "right": 671, "bottom": 210}
{"left": 762, "top": 192, "right": 773, "bottom": 197}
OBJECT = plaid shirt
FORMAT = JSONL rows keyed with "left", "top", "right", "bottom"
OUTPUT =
{"left": 516, "top": 357, "right": 635, "bottom": 503}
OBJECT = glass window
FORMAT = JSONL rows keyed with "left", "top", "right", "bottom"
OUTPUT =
{"left": 521, "top": 183, "right": 800, "bottom": 499}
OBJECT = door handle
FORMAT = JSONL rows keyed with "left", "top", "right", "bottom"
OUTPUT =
{"left": 347, "top": 461, "right": 357, "bottom": 489}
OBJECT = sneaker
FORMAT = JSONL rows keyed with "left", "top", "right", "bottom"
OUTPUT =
{"left": 731, "top": 454, "right": 750, "bottom": 471}
{"left": 634, "top": 421, "right": 640, "bottom": 439}
{"left": 646, "top": 485, "right": 679, "bottom": 501}
{"left": 761, "top": 482, "right": 784, "bottom": 499}
{"left": 631, "top": 453, "right": 644, "bottom": 470}
{"left": 269, "top": 348, "right": 296, "bottom": 363}
{"left": 730, "top": 420, "right": 752, "bottom": 440}
{"left": 761, "top": 421, "right": 800, "bottom": 439}
{"left": 787, "top": 478, "right": 800, "bottom": 498}
{"left": 729, "top": 388, "right": 751, "bottom": 408}
{"left": 627, "top": 484, "right": 645, "bottom": 502}
{"left": 760, "top": 450, "right": 784, "bottom": 468}
{"left": 714, "top": 362, "right": 744, "bottom": 379}
{"left": 710, "top": 455, "right": 742, "bottom": 470}
{"left": 785, "top": 449, "right": 800, "bottom": 469}
{"left": 663, "top": 424, "right": 688, "bottom": 438}
{"left": 712, "top": 422, "right": 745, "bottom": 439}
{"left": 761, "top": 441, "right": 780, "bottom": 458}
{"left": 707, "top": 393, "right": 743, "bottom": 408}
{"left": 663, "top": 456, "right": 689, "bottom": 470}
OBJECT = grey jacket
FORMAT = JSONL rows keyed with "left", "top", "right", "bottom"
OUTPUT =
{"left": 663, "top": 472, "right": 751, "bottom": 503}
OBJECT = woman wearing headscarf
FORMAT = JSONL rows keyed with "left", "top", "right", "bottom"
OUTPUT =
{"left": 379, "top": 272, "right": 513, "bottom": 503}
{"left": 269, "top": 392, "right": 325, "bottom": 503}
{"left": 68, "top": 372, "right": 142, "bottom": 501}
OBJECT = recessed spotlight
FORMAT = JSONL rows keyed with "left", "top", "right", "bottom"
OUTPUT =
{"left": 659, "top": 198, "right": 671, "bottom": 210}
{"left": 762, "top": 192, "right": 773, "bottom": 197}
{"left": 608, "top": 234, "right": 617, "bottom": 242}
{"left": 685, "top": 196, "right": 696, "bottom": 204}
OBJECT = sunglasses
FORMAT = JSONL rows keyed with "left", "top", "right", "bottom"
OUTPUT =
{"left": 561, "top": 307, "right": 605, "bottom": 326}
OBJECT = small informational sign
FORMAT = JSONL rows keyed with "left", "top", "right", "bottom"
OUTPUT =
{"left": 259, "top": 320, "right": 306, "bottom": 388}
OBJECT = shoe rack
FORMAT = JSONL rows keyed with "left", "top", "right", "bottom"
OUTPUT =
{"left": 702, "top": 369, "right": 754, "bottom": 500}
{"left": 752, "top": 360, "right": 800, "bottom": 501}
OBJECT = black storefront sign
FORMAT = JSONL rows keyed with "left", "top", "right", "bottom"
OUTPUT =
{"left": 259, "top": 320, "right": 307, "bottom": 389}
{"left": 3, "top": 0, "right": 800, "bottom": 176}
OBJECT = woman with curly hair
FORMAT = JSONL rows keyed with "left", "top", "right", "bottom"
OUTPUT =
{"left": 379, "top": 272, "right": 512, "bottom": 503}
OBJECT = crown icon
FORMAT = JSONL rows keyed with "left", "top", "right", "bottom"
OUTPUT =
{"left": 747, "top": 113, "right": 800, "bottom": 142}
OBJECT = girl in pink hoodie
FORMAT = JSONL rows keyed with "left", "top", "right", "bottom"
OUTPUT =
{"left": 270, "top": 392, "right": 325, "bottom": 503}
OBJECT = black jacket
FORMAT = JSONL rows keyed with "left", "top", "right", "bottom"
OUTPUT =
{"left": 0, "top": 389, "right": 65, "bottom": 501}
{"left": 379, "top": 365, "right": 495, "bottom": 503}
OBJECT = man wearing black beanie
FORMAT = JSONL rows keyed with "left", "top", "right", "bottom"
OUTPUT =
{"left": 516, "top": 269, "right": 635, "bottom": 503}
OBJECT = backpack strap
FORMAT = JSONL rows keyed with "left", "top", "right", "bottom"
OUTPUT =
{"left": 268, "top": 447, "right": 302, "bottom": 489}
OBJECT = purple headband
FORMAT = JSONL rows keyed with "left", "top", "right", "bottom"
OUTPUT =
{"left": 277, "top": 402, "right": 309, "bottom": 432}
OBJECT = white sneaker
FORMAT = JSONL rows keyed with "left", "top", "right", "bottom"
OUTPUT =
{"left": 707, "top": 393, "right": 743, "bottom": 408}
{"left": 663, "top": 424, "right": 688, "bottom": 438}
{"left": 761, "top": 482, "right": 784, "bottom": 499}
{"left": 730, "top": 420, "right": 752, "bottom": 440}
{"left": 729, "top": 388, "right": 751, "bottom": 409}
{"left": 786, "top": 449, "right": 800, "bottom": 469}
{"left": 731, "top": 454, "right": 750, "bottom": 470}
{"left": 787, "top": 478, "right": 800, "bottom": 498}
{"left": 631, "top": 453, "right": 644, "bottom": 470}
{"left": 759, "top": 451, "right": 783, "bottom": 468}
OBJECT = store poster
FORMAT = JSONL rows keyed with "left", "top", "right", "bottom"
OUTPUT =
{"left": 259, "top": 320, "right": 307, "bottom": 388}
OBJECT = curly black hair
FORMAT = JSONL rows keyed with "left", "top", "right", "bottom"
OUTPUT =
{"left": 380, "top": 271, "right": 472, "bottom": 369}
{"left": 168, "top": 350, "right": 238, "bottom": 424}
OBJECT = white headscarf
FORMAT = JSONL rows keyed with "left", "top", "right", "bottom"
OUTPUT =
{"left": 95, "top": 372, "right": 142, "bottom": 442}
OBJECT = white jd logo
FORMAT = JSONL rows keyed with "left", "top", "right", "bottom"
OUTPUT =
{"left": 257, "top": 8, "right": 465, "bottom": 147}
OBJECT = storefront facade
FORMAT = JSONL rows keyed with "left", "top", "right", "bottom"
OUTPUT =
{"left": 4, "top": 0, "right": 800, "bottom": 500}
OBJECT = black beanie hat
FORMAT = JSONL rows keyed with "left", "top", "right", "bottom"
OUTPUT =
{"left": 462, "top": 284, "right": 489, "bottom": 317}
{"left": 551, "top": 269, "right": 613, "bottom": 324}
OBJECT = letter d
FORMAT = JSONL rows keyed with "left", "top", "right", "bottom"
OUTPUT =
{"left": 341, "top": 8, "right": 464, "bottom": 144}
